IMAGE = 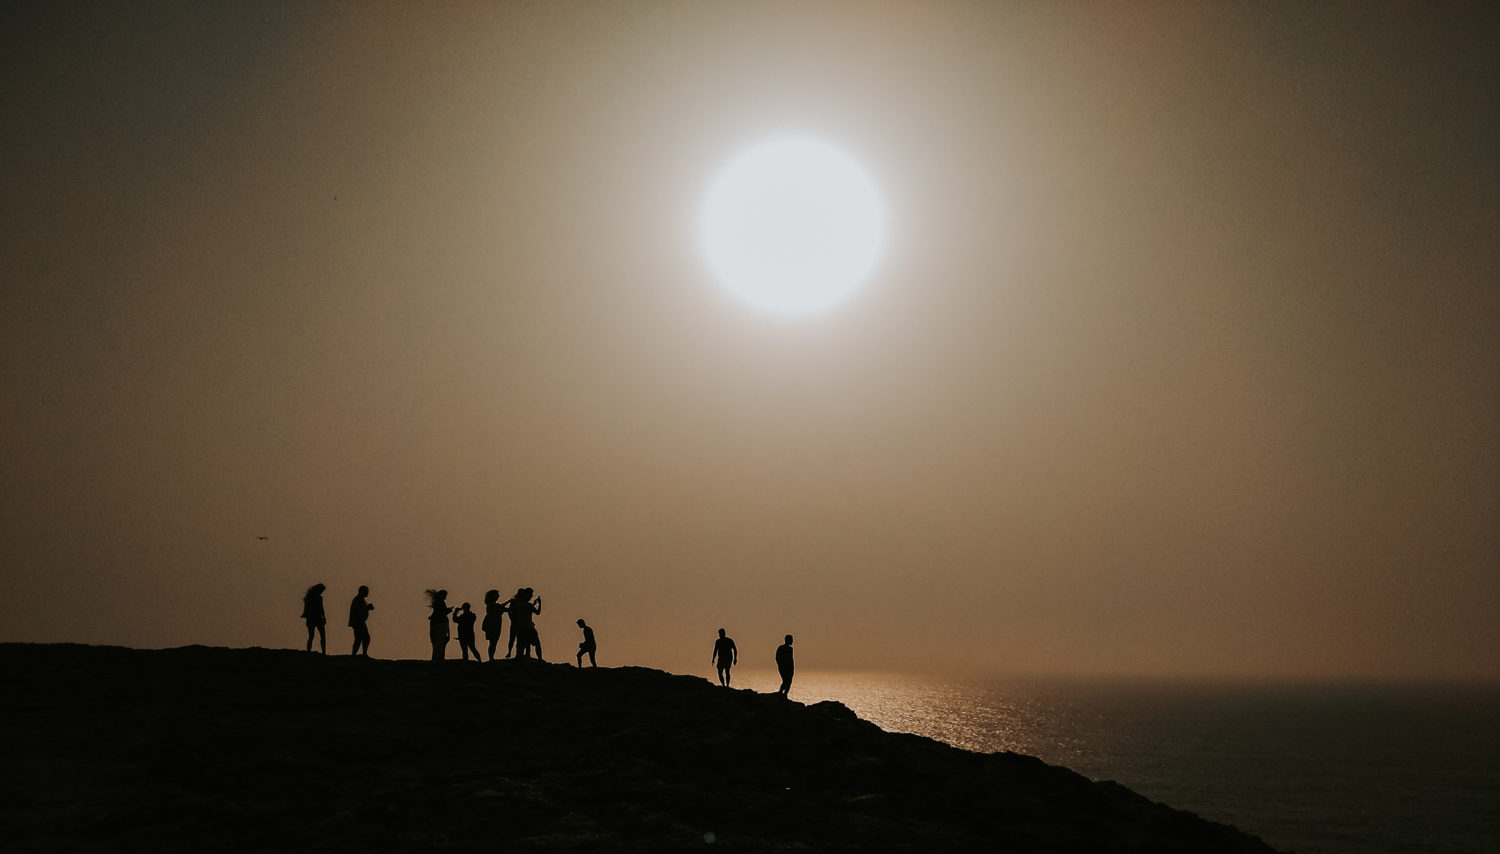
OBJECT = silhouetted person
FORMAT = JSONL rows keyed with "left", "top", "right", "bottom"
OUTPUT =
{"left": 454, "top": 602, "right": 481, "bottom": 661}
{"left": 508, "top": 588, "right": 543, "bottom": 659}
{"left": 575, "top": 619, "right": 596, "bottom": 667}
{"left": 775, "top": 634, "right": 794, "bottom": 697}
{"left": 426, "top": 589, "right": 452, "bottom": 660}
{"left": 348, "top": 585, "right": 374, "bottom": 656}
{"left": 482, "top": 589, "right": 505, "bottom": 661}
{"left": 711, "top": 628, "right": 737, "bottom": 686}
{"left": 503, "top": 587, "right": 526, "bottom": 658}
{"left": 301, "top": 583, "right": 327, "bottom": 654}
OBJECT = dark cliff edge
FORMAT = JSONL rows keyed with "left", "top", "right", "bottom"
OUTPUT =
{"left": 0, "top": 644, "right": 1284, "bottom": 852}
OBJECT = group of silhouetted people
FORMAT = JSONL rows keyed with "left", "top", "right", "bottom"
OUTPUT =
{"left": 301, "top": 583, "right": 580, "bottom": 663}
{"left": 301, "top": 583, "right": 375, "bottom": 656}
{"left": 427, "top": 587, "right": 550, "bottom": 661}
{"left": 709, "top": 628, "right": 793, "bottom": 696}
{"left": 300, "top": 584, "right": 795, "bottom": 695}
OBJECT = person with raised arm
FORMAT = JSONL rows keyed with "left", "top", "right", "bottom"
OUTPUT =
{"left": 454, "top": 602, "right": 481, "bottom": 661}
{"left": 508, "top": 588, "right": 543, "bottom": 659}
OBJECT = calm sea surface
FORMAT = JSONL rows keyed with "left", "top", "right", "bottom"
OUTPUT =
{"left": 729, "top": 670, "right": 1500, "bottom": 854}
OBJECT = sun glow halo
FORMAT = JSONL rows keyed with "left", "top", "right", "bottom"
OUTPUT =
{"left": 699, "top": 137, "right": 886, "bottom": 315}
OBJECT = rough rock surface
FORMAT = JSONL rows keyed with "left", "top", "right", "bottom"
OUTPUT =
{"left": 0, "top": 644, "right": 1283, "bottom": 852}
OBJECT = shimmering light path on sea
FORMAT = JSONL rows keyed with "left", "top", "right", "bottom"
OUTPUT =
{"left": 722, "top": 670, "right": 1500, "bottom": 854}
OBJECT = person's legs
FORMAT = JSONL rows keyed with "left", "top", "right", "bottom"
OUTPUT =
{"left": 316, "top": 624, "right": 326, "bottom": 654}
{"left": 587, "top": 648, "right": 596, "bottom": 667}
{"left": 306, "top": 624, "right": 315, "bottom": 652}
{"left": 487, "top": 636, "right": 498, "bottom": 661}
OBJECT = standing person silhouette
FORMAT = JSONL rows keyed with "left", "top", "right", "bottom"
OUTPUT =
{"left": 775, "top": 634, "right": 795, "bottom": 698}
{"left": 426, "top": 589, "right": 452, "bottom": 661}
{"left": 348, "top": 585, "right": 374, "bottom": 656}
{"left": 301, "top": 584, "right": 327, "bottom": 654}
{"left": 482, "top": 589, "right": 505, "bottom": 661}
{"left": 508, "top": 588, "right": 543, "bottom": 659}
{"left": 575, "top": 619, "right": 596, "bottom": 667}
{"left": 503, "top": 588, "right": 526, "bottom": 658}
{"left": 454, "top": 603, "right": 481, "bottom": 661}
{"left": 711, "top": 628, "right": 737, "bottom": 686}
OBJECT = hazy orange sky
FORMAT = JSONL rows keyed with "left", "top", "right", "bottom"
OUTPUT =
{"left": 3, "top": 2, "right": 1496, "bottom": 679}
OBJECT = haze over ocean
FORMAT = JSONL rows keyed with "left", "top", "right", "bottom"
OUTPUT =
{"left": 4, "top": 4, "right": 1498, "bottom": 851}
{"left": 4, "top": 1, "right": 1497, "bottom": 684}
{"left": 736, "top": 671, "right": 1500, "bottom": 854}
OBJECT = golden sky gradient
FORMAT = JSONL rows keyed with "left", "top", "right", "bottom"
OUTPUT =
{"left": 3, "top": 2, "right": 1496, "bottom": 679}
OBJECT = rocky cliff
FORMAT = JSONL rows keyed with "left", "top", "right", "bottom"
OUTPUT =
{"left": 0, "top": 644, "right": 1282, "bottom": 852}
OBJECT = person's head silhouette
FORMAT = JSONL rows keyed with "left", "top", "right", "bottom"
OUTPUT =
{"left": 358, "top": 585, "right": 369, "bottom": 596}
{"left": 785, "top": 634, "right": 793, "bottom": 645}
{"left": 718, "top": 628, "right": 726, "bottom": 638}
{"left": 485, "top": 589, "right": 499, "bottom": 604}
{"left": 576, "top": 619, "right": 586, "bottom": 627}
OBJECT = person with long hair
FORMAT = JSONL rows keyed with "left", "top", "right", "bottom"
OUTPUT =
{"left": 301, "top": 584, "right": 327, "bottom": 654}
{"left": 482, "top": 589, "right": 505, "bottom": 661}
{"left": 425, "top": 589, "right": 452, "bottom": 661}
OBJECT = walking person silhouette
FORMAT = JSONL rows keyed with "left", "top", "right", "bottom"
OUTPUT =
{"left": 482, "top": 589, "right": 505, "bottom": 661}
{"left": 575, "top": 619, "right": 596, "bottom": 667}
{"left": 454, "top": 603, "right": 481, "bottom": 661}
{"left": 775, "top": 634, "right": 795, "bottom": 698}
{"left": 301, "top": 584, "right": 327, "bottom": 654}
{"left": 348, "top": 585, "right": 374, "bottom": 656}
{"left": 711, "top": 628, "right": 737, "bottom": 686}
{"left": 426, "top": 589, "right": 452, "bottom": 661}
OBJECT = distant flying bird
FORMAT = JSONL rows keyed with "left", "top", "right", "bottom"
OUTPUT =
{"left": 256, "top": 536, "right": 269, "bottom": 541}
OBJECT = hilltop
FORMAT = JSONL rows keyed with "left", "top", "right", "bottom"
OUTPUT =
{"left": 0, "top": 644, "right": 1282, "bottom": 852}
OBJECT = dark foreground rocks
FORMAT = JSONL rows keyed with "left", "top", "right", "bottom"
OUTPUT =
{"left": 0, "top": 644, "right": 1282, "bottom": 852}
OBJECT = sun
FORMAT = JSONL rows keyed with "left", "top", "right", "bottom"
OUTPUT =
{"left": 699, "top": 137, "right": 887, "bottom": 316}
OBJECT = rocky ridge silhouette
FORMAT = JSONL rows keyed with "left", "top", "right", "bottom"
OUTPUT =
{"left": 0, "top": 644, "right": 1283, "bottom": 852}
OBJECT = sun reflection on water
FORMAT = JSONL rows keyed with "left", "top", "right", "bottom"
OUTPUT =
{"left": 725, "top": 669, "right": 1094, "bottom": 761}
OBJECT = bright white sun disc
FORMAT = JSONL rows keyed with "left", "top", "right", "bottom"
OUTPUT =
{"left": 699, "top": 137, "right": 886, "bottom": 315}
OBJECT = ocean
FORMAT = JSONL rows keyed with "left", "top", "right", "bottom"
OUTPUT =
{"left": 729, "top": 670, "right": 1500, "bottom": 854}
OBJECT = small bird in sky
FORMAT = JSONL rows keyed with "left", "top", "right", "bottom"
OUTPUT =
{"left": 256, "top": 536, "right": 269, "bottom": 541}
